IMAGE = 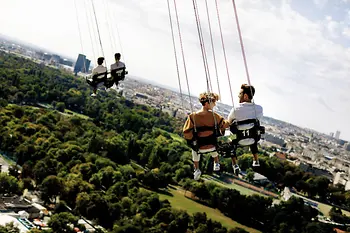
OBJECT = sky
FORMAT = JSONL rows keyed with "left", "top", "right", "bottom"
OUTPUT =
{"left": 1, "top": 0, "right": 350, "bottom": 141}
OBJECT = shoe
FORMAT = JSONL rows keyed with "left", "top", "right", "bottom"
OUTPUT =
{"left": 252, "top": 160, "right": 260, "bottom": 167}
{"left": 213, "top": 163, "right": 220, "bottom": 171}
{"left": 232, "top": 164, "right": 241, "bottom": 175}
{"left": 91, "top": 93, "right": 97, "bottom": 97}
{"left": 194, "top": 169, "right": 202, "bottom": 180}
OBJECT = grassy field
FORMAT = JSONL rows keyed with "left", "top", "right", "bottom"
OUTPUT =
{"left": 154, "top": 128, "right": 184, "bottom": 142}
{"left": 203, "top": 175, "right": 269, "bottom": 197}
{"left": 157, "top": 187, "right": 261, "bottom": 233}
{"left": 314, "top": 200, "right": 350, "bottom": 217}
{"left": 64, "top": 109, "right": 90, "bottom": 120}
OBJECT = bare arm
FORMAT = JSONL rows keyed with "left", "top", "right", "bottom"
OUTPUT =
{"left": 227, "top": 108, "right": 236, "bottom": 124}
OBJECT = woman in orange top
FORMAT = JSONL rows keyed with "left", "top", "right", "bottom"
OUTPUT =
{"left": 183, "top": 92, "right": 230, "bottom": 180}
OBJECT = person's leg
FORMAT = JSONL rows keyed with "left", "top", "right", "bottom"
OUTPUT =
{"left": 251, "top": 143, "right": 260, "bottom": 166}
{"left": 230, "top": 145, "right": 238, "bottom": 165}
{"left": 192, "top": 150, "right": 202, "bottom": 180}
{"left": 231, "top": 146, "right": 241, "bottom": 175}
{"left": 91, "top": 77, "right": 98, "bottom": 96}
{"left": 91, "top": 85, "right": 97, "bottom": 96}
{"left": 211, "top": 151, "right": 220, "bottom": 171}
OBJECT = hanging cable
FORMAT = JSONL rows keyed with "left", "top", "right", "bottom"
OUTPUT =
{"left": 215, "top": 0, "right": 235, "bottom": 107}
{"left": 114, "top": 20, "right": 126, "bottom": 64}
{"left": 231, "top": 0, "right": 257, "bottom": 117}
{"left": 83, "top": 0, "right": 97, "bottom": 64}
{"left": 173, "top": 0, "right": 194, "bottom": 114}
{"left": 105, "top": 2, "right": 127, "bottom": 65}
{"left": 91, "top": 0, "right": 107, "bottom": 66}
{"left": 103, "top": 0, "right": 117, "bottom": 53}
{"left": 204, "top": 0, "right": 221, "bottom": 99}
{"left": 192, "top": 0, "right": 212, "bottom": 92}
{"left": 74, "top": 0, "right": 87, "bottom": 73}
{"left": 106, "top": 1, "right": 127, "bottom": 66}
{"left": 167, "top": 0, "right": 184, "bottom": 109}
{"left": 193, "top": 0, "right": 219, "bottom": 134}
{"left": 86, "top": 0, "right": 100, "bottom": 66}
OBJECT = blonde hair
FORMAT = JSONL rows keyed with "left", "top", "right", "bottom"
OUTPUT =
{"left": 199, "top": 92, "right": 220, "bottom": 105}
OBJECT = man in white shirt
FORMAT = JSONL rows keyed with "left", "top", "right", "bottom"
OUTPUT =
{"left": 91, "top": 57, "right": 107, "bottom": 96}
{"left": 110, "top": 53, "right": 126, "bottom": 87}
{"left": 227, "top": 84, "right": 263, "bottom": 174}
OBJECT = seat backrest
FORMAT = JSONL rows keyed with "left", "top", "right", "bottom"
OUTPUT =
{"left": 237, "top": 123, "right": 255, "bottom": 131}
{"left": 230, "top": 118, "right": 262, "bottom": 146}
{"left": 92, "top": 72, "right": 107, "bottom": 80}
{"left": 111, "top": 67, "right": 126, "bottom": 77}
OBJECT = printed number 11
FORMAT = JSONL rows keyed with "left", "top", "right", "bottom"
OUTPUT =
{"left": 242, "top": 130, "right": 249, "bottom": 137}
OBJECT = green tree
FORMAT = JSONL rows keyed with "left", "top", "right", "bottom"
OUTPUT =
{"left": 40, "top": 175, "right": 64, "bottom": 203}
{"left": 48, "top": 212, "right": 79, "bottom": 233}
{"left": 246, "top": 168, "right": 255, "bottom": 183}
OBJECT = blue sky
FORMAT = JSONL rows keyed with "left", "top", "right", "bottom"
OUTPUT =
{"left": 1, "top": 0, "right": 350, "bottom": 141}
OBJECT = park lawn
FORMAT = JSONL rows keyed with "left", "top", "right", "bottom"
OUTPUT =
{"left": 317, "top": 201, "right": 350, "bottom": 217}
{"left": 157, "top": 187, "right": 262, "bottom": 233}
{"left": 154, "top": 128, "right": 184, "bottom": 142}
{"left": 64, "top": 109, "right": 90, "bottom": 120}
{"left": 203, "top": 175, "right": 269, "bottom": 197}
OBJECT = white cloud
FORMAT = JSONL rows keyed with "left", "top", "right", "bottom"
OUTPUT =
{"left": 313, "top": 0, "right": 328, "bottom": 8}
{"left": 342, "top": 27, "right": 350, "bottom": 37}
{"left": 0, "top": 0, "right": 349, "bottom": 140}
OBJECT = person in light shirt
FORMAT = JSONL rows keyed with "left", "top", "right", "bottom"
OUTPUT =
{"left": 227, "top": 84, "right": 263, "bottom": 174}
{"left": 110, "top": 53, "right": 126, "bottom": 87}
{"left": 91, "top": 57, "right": 107, "bottom": 96}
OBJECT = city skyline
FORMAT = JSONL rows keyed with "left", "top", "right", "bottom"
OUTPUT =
{"left": 1, "top": 35, "right": 349, "bottom": 143}
{"left": 1, "top": 0, "right": 350, "bottom": 140}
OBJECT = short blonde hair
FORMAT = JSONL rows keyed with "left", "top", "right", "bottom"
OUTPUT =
{"left": 199, "top": 92, "right": 220, "bottom": 105}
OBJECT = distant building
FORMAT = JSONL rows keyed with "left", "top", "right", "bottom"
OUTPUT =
{"left": 0, "top": 214, "right": 33, "bottom": 233}
{"left": 60, "top": 58, "right": 73, "bottom": 67}
{"left": 337, "top": 139, "right": 346, "bottom": 146}
{"left": 74, "top": 54, "right": 90, "bottom": 75}
{"left": 330, "top": 132, "right": 334, "bottom": 137}
{"left": 281, "top": 187, "right": 319, "bottom": 208}
{"left": 264, "top": 132, "right": 286, "bottom": 147}
{"left": 49, "top": 54, "right": 61, "bottom": 65}
{"left": 335, "top": 130, "right": 341, "bottom": 140}
{"left": 34, "top": 51, "right": 44, "bottom": 60}
{"left": 274, "top": 152, "right": 287, "bottom": 161}
{"left": 43, "top": 53, "right": 51, "bottom": 61}
{"left": 299, "top": 162, "right": 333, "bottom": 181}
{"left": 252, "top": 172, "right": 270, "bottom": 185}
{"left": 85, "top": 59, "right": 91, "bottom": 72}
{"left": 301, "top": 147, "right": 318, "bottom": 161}
{"left": 135, "top": 93, "right": 148, "bottom": 99}
{"left": 345, "top": 143, "right": 350, "bottom": 152}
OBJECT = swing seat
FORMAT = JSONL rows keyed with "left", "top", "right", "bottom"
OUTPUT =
{"left": 216, "top": 133, "right": 236, "bottom": 153}
{"left": 86, "top": 72, "right": 108, "bottom": 87}
{"left": 230, "top": 119, "right": 265, "bottom": 147}
{"left": 111, "top": 67, "right": 127, "bottom": 82}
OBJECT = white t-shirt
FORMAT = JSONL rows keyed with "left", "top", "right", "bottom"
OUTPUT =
{"left": 92, "top": 65, "right": 107, "bottom": 77}
{"left": 228, "top": 102, "right": 263, "bottom": 123}
{"left": 110, "top": 61, "right": 125, "bottom": 70}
